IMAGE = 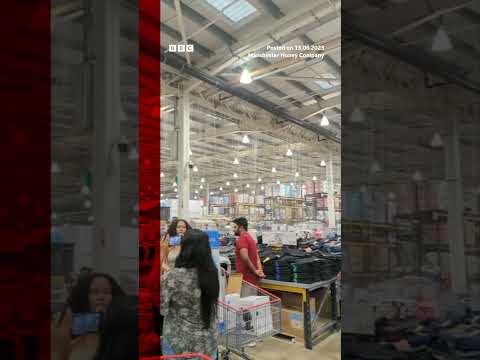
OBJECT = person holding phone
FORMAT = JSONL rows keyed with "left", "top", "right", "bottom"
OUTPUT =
{"left": 160, "top": 219, "right": 192, "bottom": 273}
{"left": 161, "top": 229, "right": 219, "bottom": 358}
{"left": 54, "top": 273, "right": 125, "bottom": 360}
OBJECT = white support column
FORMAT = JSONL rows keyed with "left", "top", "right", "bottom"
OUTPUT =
{"left": 206, "top": 183, "right": 210, "bottom": 216}
{"left": 176, "top": 91, "right": 191, "bottom": 220}
{"left": 326, "top": 150, "right": 336, "bottom": 231}
{"left": 445, "top": 116, "right": 467, "bottom": 295}
{"left": 92, "top": 0, "right": 120, "bottom": 278}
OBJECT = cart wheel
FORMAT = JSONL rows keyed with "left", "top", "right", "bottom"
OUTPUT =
{"left": 221, "top": 349, "right": 230, "bottom": 360}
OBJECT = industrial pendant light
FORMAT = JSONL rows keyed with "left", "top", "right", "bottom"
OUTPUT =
{"left": 52, "top": 161, "right": 61, "bottom": 173}
{"left": 226, "top": 181, "right": 231, "bottom": 186}
{"left": 320, "top": 114, "right": 330, "bottom": 127}
{"left": 258, "top": 177, "right": 262, "bottom": 182}
{"left": 233, "top": 173, "right": 238, "bottom": 178}
{"left": 430, "top": 132, "right": 443, "bottom": 148}
{"left": 271, "top": 167, "right": 277, "bottom": 173}
{"left": 234, "top": 188, "right": 238, "bottom": 193}
{"left": 432, "top": 26, "right": 452, "bottom": 52}
{"left": 219, "top": 187, "right": 223, "bottom": 191}
{"left": 160, "top": 172, "right": 165, "bottom": 178}
{"left": 246, "top": 184, "right": 250, "bottom": 188}
{"left": 201, "top": 177, "right": 205, "bottom": 183}
{"left": 350, "top": 107, "right": 365, "bottom": 123}
{"left": 242, "top": 134, "right": 250, "bottom": 144}
{"left": 240, "top": 68, "right": 253, "bottom": 84}
{"left": 412, "top": 170, "right": 424, "bottom": 182}
{"left": 370, "top": 160, "right": 382, "bottom": 174}
{"left": 286, "top": 148, "right": 293, "bottom": 156}
{"left": 193, "top": 165, "right": 199, "bottom": 172}
{"left": 200, "top": 185, "right": 204, "bottom": 189}
{"left": 276, "top": 180, "right": 281, "bottom": 185}
{"left": 81, "top": 184, "right": 90, "bottom": 195}
{"left": 295, "top": 171, "right": 300, "bottom": 178}
{"left": 233, "top": 157, "right": 240, "bottom": 165}
{"left": 320, "top": 160, "right": 326, "bottom": 167}
{"left": 312, "top": 176, "right": 317, "bottom": 181}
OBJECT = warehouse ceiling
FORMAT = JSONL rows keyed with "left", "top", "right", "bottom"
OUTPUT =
{"left": 342, "top": 0, "right": 480, "bottom": 202}
{"left": 51, "top": 0, "right": 342, "bottom": 225}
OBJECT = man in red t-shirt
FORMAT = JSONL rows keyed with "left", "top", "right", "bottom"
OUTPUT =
{"left": 233, "top": 217, "right": 264, "bottom": 285}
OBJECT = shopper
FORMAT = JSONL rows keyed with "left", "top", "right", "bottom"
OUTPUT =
{"left": 54, "top": 273, "right": 126, "bottom": 360}
{"left": 160, "top": 218, "right": 192, "bottom": 273}
{"left": 232, "top": 217, "right": 265, "bottom": 285}
{"left": 161, "top": 229, "right": 219, "bottom": 359}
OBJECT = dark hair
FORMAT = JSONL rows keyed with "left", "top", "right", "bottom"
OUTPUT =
{"left": 175, "top": 229, "right": 219, "bottom": 329}
{"left": 233, "top": 217, "right": 248, "bottom": 231}
{"left": 167, "top": 218, "right": 191, "bottom": 237}
{"left": 58, "top": 273, "right": 125, "bottom": 324}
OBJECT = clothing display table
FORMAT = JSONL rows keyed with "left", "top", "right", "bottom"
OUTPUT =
{"left": 260, "top": 277, "right": 339, "bottom": 349}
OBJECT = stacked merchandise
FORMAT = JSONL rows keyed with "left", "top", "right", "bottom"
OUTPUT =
{"left": 344, "top": 309, "right": 480, "bottom": 359}
{"left": 259, "top": 247, "right": 341, "bottom": 284}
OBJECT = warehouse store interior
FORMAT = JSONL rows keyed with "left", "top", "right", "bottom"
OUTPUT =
{"left": 51, "top": 0, "right": 342, "bottom": 359}
{"left": 342, "top": 1, "right": 480, "bottom": 359}
{"left": 159, "top": 0, "right": 341, "bottom": 359}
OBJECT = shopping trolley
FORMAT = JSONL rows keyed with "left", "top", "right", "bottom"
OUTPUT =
{"left": 217, "top": 280, "right": 282, "bottom": 360}
{"left": 142, "top": 354, "right": 212, "bottom": 360}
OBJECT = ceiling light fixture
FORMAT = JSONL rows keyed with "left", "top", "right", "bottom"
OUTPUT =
{"left": 312, "top": 176, "right": 317, "bottom": 181}
{"left": 201, "top": 177, "right": 205, "bottom": 183}
{"left": 320, "top": 160, "right": 326, "bottom": 167}
{"left": 189, "top": 149, "right": 193, "bottom": 156}
{"left": 226, "top": 181, "right": 230, "bottom": 186}
{"left": 430, "top": 132, "right": 443, "bottom": 148}
{"left": 240, "top": 68, "right": 253, "bottom": 84}
{"left": 412, "top": 170, "right": 424, "bottom": 182}
{"left": 193, "top": 165, "right": 199, "bottom": 172}
{"left": 233, "top": 157, "right": 240, "bottom": 165}
{"left": 261, "top": 185, "right": 265, "bottom": 190}
{"left": 246, "top": 184, "right": 250, "bottom": 188}
{"left": 432, "top": 26, "right": 453, "bottom": 52}
{"left": 286, "top": 148, "right": 293, "bottom": 156}
{"left": 251, "top": 190, "right": 255, "bottom": 194}
{"left": 242, "top": 134, "right": 250, "bottom": 144}
{"left": 258, "top": 177, "right": 262, "bottom": 182}
{"left": 233, "top": 173, "right": 238, "bottom": 178}
{"left": 370, "top": 160, "right": 382, "bottom": 174}
{"left": 234, "top": 188, "right": 238, "bottom": 193}
{"left": 81, "top": 184, "right": 90, "bottom": 195}
{"left": 219, "top": 187, "right": 223, "bottom": 191}
{"left": 350, "top": 107, "right": 365, "bottom": 123}
{"left": 277, "top": 180, "right": 281, "bottom": 185}
{"left": 173, "top": 181, "right": 178, "bottom": 187}
{"left": 295, "top": 171, "right": 300, "bottom": 177}
{"left": 210, "top": 192, "right": 214, "bottom": 195}
{"left": 320, "top": 114, "right": 330, "bottom": 127}
{"left": 51, "top": 162, "right": 61, "bottom": 173}
{"left": 271, "top": 167, "right": 277, "bottom": 173}
{"left": 160, "top": 172, "right": 165, "bottom": 178}
{"left": 200, "top": 185, "right": 203, "bottom": 189}
{"left": 83, "top": 199, "right": 92, "bottom": 209}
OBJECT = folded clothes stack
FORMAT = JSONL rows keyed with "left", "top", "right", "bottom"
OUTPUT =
{"left": 368, "top": 311, "right": 480, "bottom": 359}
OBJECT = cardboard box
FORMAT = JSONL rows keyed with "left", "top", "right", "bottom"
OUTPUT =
{"left": 281, "top": 309, "right": 305, "bottom": 339}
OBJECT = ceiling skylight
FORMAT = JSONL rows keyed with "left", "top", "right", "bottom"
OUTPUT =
{"left": 205, "top": 0, "right": 257, "bottom": 23}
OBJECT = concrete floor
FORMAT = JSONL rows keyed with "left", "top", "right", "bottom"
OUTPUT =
{"left": 228, "top": 332, "right": 341, "bottom": 360}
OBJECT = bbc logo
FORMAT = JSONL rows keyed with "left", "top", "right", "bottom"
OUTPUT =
{"left": 168, "top": 44, "right": 194, "bottom": 53}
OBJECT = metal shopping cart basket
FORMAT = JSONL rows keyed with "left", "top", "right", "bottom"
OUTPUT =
{"left": 217, "top": 280, "right": 282, "bottom": 360}
{"left": 142, "top": 354, "right": 213, "bottom": 360}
